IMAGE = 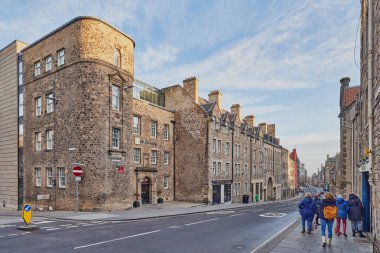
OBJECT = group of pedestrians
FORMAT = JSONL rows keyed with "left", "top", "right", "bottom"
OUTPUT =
{"left": 298, "top": 191, "right": 365, "bottom": 248}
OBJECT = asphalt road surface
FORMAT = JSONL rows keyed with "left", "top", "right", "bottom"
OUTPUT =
{"left": 0, "top": 199, "right": 300, "bottom": 253}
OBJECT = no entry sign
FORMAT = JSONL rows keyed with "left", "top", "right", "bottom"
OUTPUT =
{"left": 72, "top": 166, "right": 83, "bottom": 177}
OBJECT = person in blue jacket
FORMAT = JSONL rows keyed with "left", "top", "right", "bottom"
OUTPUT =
{"left": 298, "top": 192, "right": 316, "bottom": 234}
{"left": 315, "top": 192, "right": 336, "bottom": 247}
{"left": 335, "top": 195, "right": 349, "bottom": 237}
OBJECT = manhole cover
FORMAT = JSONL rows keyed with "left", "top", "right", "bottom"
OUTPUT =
{"left": 259, "top": 212, "right": 287, "bottom": 218}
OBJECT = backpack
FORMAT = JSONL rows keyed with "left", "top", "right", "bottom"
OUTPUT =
{"left": 323, "top": 205, "right": 338, "bottom": 220}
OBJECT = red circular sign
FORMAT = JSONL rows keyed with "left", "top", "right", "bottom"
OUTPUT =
{"left": 72, "top": 166, "right": 83, "bottom": 177}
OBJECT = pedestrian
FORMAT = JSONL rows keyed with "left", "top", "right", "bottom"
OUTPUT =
{"left": 315, "top": 192, "right": 337, "bottom": 247}
{"left": 347, "top": 193, "right": 365, "bottom": 238}
{"left": 314, "top": 193, "right": 321, "bottom": 226}
{"left": 298, "top": 192, "right": 316, "bottom": 234}
{"left": 335, "top": 195, "right": 349, "bottom": 237}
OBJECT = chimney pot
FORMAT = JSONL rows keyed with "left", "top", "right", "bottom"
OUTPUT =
{"left": 340, "top": 77, "right": 350, "bottom": 87}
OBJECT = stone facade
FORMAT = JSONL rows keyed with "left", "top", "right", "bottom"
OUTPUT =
{"left": 23, "top": 17, "right": 135, "bottom": 211}
{"left": 0, "top": 40, "right": 27, "bottom": 210}
{"left": 338, "top": 77, "right": 359, "bottom": 195}
{"left": 132, "top": 98, "right": 175, "bottom": 204}
{"left": 165, "top": 78, "right": 289, "bottom": 204}
{"left": 359, "top": 0, "right": 380, "bottom": 244}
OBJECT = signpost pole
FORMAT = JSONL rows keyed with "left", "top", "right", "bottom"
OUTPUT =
{"left": 72, "top": 165, "right": 83, "bottom": 212}
{"left": 75, "top": 179, "right": 79, "bottom": 212}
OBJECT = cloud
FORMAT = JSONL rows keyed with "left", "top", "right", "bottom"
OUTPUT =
{"left": 0, "top": 0, "right": 137, "bottom": 49}
{"left": 136, "top": 1, "right": 359, "bottom": 93}
{"left": 249, "top": 105, "right": 293, "bottom": 115}
{"left": 139, "top": 44, "right": 179, "bottom": 71}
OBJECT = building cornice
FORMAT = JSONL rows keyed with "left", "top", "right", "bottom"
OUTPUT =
{"left": 21, "top": 16, "right": 135, "bottom": 53}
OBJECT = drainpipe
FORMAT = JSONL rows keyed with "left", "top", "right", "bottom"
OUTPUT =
{"left": 351, "top": 121, "right": 354, "bottom": 195}
{"left": 249, "top": 136, "right": 252, "bottom": 202}
{"left": 367, "top": 0, "right": 377, "bottom": 234}
{"left": 206, "top": 118, "right": 209, "bottom": 204}
{"left": 231, "top": 126, "right": 234, "bottom": 183}
{"left": 172, "top": 120, "right": 176, "bottom": 200}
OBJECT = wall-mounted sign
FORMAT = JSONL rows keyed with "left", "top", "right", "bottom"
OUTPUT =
{"left": 117, "top": 166, "right": 125, "bottom": 174}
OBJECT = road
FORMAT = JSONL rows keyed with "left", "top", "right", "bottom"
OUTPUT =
{"left": 0, "top": 199, "right": 300, "bottom": 253}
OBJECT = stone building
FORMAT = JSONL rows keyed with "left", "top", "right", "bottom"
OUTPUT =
{"left": 298, "top": 163, "right": 307, "bottom": 187}
{"left": 1, "top": 16, "right": 291, "bottom": 210}
{"left": 22, "top": 17, "right": 138, "bottom": 210}
{"left": 164, "top": 78, "right": 288, "bottom": 204}
{"left": 288, "top": 149, "right": 299, "bottom": 195}
{"left": 338, "top": 77, "right": 360, "bottom": 194}
{"left": 0, "top": 40, "right": 27, "bottom": 210}
{"left": 358, "top": 0, "right": 380, "bottom": 245}
{"left": 321, "top": 154, "right": 337, "bottom": 193}
{"left": 337, "top": 0, "right": 380, "bottom": 243}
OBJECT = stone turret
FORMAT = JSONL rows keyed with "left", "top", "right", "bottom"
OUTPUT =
{"left": 183, "top": 77, "right": 199, "bottom": 104}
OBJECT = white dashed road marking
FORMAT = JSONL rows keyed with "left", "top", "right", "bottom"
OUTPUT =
{"left": 46, "top": 228, "right": 61, "bottom": 231}
{"left": 34, "top": 220, "right": 56, "bottom": 224}
{"left": 230, "top": 213, "right": 247, "bottom": 217}
{"left": 185, "top": 218, "right": 219, "bottom": 226}
{"left": 60, "top": 224, "right": 73, "bottom": 227}
{"left": 74, "top": 230, "right": 161, "bottom": 250}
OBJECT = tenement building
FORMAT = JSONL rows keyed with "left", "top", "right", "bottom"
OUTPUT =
{"left": 358, "top": 0, "right": 380, "bottom": 246}
{"left": 338, "top": 0, "right": 380, "bottom": 245}
{"left": 338, "top": 77, "right": 359, "bottom": 194}
{"left": 1, "top": 16, "right": 291, "bottom": 211}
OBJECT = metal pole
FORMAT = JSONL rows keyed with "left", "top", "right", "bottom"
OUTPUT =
{"left": 75, "top": 179, "right": 78, "bottom": 212}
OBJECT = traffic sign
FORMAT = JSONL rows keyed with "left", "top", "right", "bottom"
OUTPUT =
{"left": 72, "top": 166, "right": 83, "bottom": 177}
{"left": 23, "top": 204, "right": 32, "bottom": 225}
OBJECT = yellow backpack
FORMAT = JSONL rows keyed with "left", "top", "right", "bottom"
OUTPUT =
{"left": 323, "top": 206, "right": 338, "bottom": 220}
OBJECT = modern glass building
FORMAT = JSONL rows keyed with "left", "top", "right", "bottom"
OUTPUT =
{"left": 133, "top": 79, "right": 165, "bottom": 107}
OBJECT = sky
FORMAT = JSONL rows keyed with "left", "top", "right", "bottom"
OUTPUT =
{"left": 0, "top": 0, "right": 361, "bottom": 174}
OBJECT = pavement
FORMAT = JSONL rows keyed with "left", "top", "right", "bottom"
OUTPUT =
{"left": 0, "top": 195, "right": 302, "bottom": 222}
{"left": 269, "top": 219, "right": 373, "bottom": 253}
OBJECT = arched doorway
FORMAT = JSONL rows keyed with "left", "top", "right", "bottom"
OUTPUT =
{"left": 141, "top": 177, "right": 151, "bottom": 204}
{"left": 267, "top": 177, "right": 273, "bottom": 200}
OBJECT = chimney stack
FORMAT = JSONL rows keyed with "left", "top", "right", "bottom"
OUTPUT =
{"left": 183, "top": 77, "right": 199, "bottom": 104}
{"left": 267, "top": 124, "right": 276, "bottom": 137}
{"left": 231, "top": 104, "right": 242, "bottom": 122}
{"left": 245, "top": 115, "right": 256, "bottom": 127}
{"left": 259, "top": 122, "right": 268, "bottom": 135}
{"left": 208, "top": 90, "right": 222, "bottom": 110}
